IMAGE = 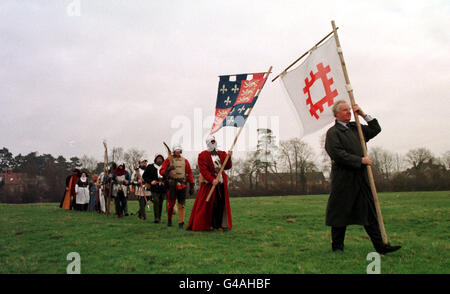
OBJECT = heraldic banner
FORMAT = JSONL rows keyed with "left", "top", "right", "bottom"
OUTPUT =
{"left": 280, "top": 36, "right": 351, "bottom": 136}
{"left": 210, "top": 72, "right": 267, "bottom": 135}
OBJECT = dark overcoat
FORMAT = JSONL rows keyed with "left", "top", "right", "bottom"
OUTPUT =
{"left": 325, "top": 119, "right": 381, "bottom": 227}
{"left": 145, "top": 164, "right": 167, "bottom": 194}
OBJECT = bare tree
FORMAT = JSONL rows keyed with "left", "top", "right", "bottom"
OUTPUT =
{"left": 393, "top": 152, "right": 405, "bottom": 174}
{"left": 370, "top": 146, "right": 395, "bottom": 179}
{"left": 124, "top": 148, "right": 146, "bottom": 170}
{"left": 278, "top": 140, "right": 294, "bottom": 188}
{"left": 405, "top": 147, "right": 434, "bottom": 168}
{"left": 278, "top": 138, "right": 316, "bottom": 193}
{"left": 245, "top": 152, "right": 261, "bottom": 191}
{"left": 79, "top": 155, "right": 98, "bottom": 174}
{"left": 319, "top": 133, "right": 331, "bottom": 178}
{"left": 111, "top": 147, "right": 124, "bottom": 164}
{"left": 441, "top": 150, "right": 450, "bottom": 169}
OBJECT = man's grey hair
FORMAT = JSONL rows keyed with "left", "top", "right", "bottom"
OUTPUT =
{"left": 332, "top": 100, "right": 348, "bottom": 117}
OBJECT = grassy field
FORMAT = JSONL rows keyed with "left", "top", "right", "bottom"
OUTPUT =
{"left": 0, "top": 191, "right": 449, "bottom": 274}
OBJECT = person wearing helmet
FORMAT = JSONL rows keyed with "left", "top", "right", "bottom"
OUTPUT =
{"left": 160, "top": 144, "right": 194, "bottom": 228}
{"left": 186, "top": 135, "right": 233, "bottom": 231}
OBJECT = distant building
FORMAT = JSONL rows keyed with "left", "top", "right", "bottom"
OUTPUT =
{"left": 0, "top": 169, "right": 26, "bottom": 193}
{"left": 305, "top": 171, "right": 329, "bottom": 194}
{"left": 404, "top": 159, "right": 447, "bottom": 178}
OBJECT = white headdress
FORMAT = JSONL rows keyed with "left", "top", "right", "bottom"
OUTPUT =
{"left": 172, "top": 144, "right": 182, "bottom": 152}
{"left": 206, "top": 135, "right": 217, "bottom": 152}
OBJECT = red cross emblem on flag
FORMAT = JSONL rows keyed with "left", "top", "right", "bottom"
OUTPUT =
{"left": 280, "top": 36, "right": 350, "bottom": 136}
{"left": 303, "top": 62, "right": 338, "bottom": 120}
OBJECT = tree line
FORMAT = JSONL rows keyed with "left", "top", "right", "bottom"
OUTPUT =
{"left": 0, "top": 142, "right": 449, "bottom": 203}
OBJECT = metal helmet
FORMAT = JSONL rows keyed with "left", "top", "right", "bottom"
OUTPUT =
{"left": 172, "top": 144, "right": 182, "bottom": 153}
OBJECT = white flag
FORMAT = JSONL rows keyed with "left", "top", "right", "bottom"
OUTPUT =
{"left": 280, "top": 36, "right": 351, "bottom": 136}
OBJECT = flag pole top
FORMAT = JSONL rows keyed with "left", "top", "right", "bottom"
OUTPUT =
{"left": 271, "top": 27, "right": 338, "bottom": 82}
{"left": 218, "top": 70, "right": 272, "bottom": 78}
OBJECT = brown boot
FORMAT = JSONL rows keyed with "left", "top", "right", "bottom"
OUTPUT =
{"left": 177, "top": 203, "right": 185, "bottom": 225}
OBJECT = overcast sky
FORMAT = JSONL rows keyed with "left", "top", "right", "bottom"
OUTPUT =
{"left": 1, "top": 0, "right": 449, "bottom": 164}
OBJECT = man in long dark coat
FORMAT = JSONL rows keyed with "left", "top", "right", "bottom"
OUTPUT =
{"left": 325, "top": 100, "right": 401, "bottom": 254}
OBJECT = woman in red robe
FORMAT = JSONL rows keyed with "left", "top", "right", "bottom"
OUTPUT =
{"left": 186, "top": 136, "right": 233, "bottom": 231}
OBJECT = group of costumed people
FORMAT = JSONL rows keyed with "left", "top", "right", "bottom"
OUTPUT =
{"left": 59, "top": 163, "right": 132, "bottom": 216}
{"left": 59, "top": 135, "right": 233, "bottom": 231}
{"left": 59, "top": 101, "right": 402, "bottom": 253}
{"left": 59, "top": 170, "right": 100, "bottom": 212}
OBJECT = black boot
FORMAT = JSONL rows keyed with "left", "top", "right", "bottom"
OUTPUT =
{"left": 178, "top": 222, "right": 184, "bottom": 229}
{"left": 364, "top": 221, "right": 401, "bottom": 255}
{"left": 168, "top": 219, "right": 172, "bottom": 227}
{"left": 376, "top": 244, "right": 402, "bottom": 254}
{"left": 332, "top": 243, "right": 344, "bottom": 252}
{"left": 331, "top": 226, "right": 346, "bottom": 252}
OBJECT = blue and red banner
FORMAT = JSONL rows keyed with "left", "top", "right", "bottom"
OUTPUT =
{"left": 210, "top": 72, "right": 267, "bottom": 134}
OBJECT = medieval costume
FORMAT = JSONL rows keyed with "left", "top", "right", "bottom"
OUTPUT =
{"left": 147, "top": 154, "right": 167, "bottom": 223}
{"left": 75, "top": 173, "right": 90, "bottom": 211}
{"left": 97, "top": 172, "right": 106, "bottom": 213}
{"left": 160, "top": 144, "right": 194, "bottom": 228}
{"left": 111, "top": 164, "right": 130, "bottom": 218}
{"left": 132, "top": 160, "right": 152, "bottom": 220}
{"left": 187, "top": 136, "right": 233, "bottom": 231}
{"left": 88, "top": 175, "right": 99, "bottom": 212}
{"left": 60, "top": 169, "right": 79, "bottom": 210}
{"left": 325, "top": 102, "right": 401, "bottom": 254}
{"left": 104, "top": 163, "right": 117, "bottom": 215}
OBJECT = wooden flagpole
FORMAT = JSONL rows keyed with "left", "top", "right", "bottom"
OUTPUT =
{"left": 331, "top": 20, "right": 389, "bottom": 245}
{"left": 206, "top": 65, "right": 273, "bottom": 202}
{"left": 271, "top": 28, "right": 338, "bottom": 82}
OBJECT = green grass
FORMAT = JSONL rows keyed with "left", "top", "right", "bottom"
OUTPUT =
{"left": 0, "top": 191, "right": 449, "bottom": 274}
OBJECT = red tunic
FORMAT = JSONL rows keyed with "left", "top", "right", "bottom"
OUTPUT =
{"left": 186, "top": 150, "right": 232, "bottom": 231}
{"left": 159, "top": 156, "right": 194, "bottom": 186}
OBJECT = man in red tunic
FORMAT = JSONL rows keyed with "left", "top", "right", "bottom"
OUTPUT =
{"left": 187, "top": 136, "right": 233, "bottom": 231}
{"left": 159, "top": 144, "right": 194, "bottom": 228}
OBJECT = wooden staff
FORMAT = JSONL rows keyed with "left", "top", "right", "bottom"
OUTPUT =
{"left": 331, "top": 20, "right": 388, "bottom": 245}
{"left": 206, "top": 66, "right": 273, "bottom": 202}
{"left": 272, "top": 28, "right": 338, "bottom": 82}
